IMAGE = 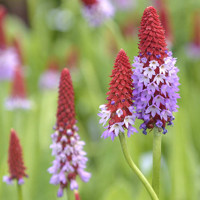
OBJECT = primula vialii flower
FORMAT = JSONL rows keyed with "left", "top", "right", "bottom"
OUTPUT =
{"left": 186, "top": 11, "right": 200, "bottom": 59}
{"left": 5, "top": 67, "right": 31, "bottom": 110}
{"left": 132, "top": 6, "right": 180, "bottom": 135}
{"left": 157, "top": 2, "right": 174, "bottom": 48}
{"left": 81, "top": 0, "right": 114, "bottom": 27}
{"left": 98, "top": 49, "right": 138, "bottom": 140}
{"left": 39, "top": 60, "right": 60, "bottom": 90}
{"left": 3, "top": 129, "right": 28, "bottom": 185}
{"left": 48, "top": 68, "right": 91, "bottom": 197}
{"left": 0, "top": 6, "right": 19, "bottom": 81}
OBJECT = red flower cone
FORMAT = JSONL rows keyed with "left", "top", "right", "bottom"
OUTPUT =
{"left": 98, "top": 49, "right": 138, "bottom": 140}
{"left": 49, "top": 68, "right": 91, "bottom": 197}
{"left": 132, "top": 6, "right": 180, "bottom": 134}
{"left": 138, "top": 6, "right": 167, "bottom": 64}
{"left": 3, "top": 129, "right": 27, "bottom": 185}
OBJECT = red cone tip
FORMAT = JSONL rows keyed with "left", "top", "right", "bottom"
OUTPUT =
{"left": 144, "top": 6, "right": 157, "bottom": 14}
{"left": 61, "top": 68, "right": 70, "bottom": 75}
{"left": 106, "top": 49, "right": 132, "bottom": 117}
{"left": 138, "top": 5, "right": 167, "bottom": 63}
{"left": 56, "top": 67, "right": 76, "bottom": 129}
{"left": 8, "top": 129, "right": 27, "bottom": 180}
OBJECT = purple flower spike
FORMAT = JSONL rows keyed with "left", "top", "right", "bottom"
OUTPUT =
{"left": 48, "top": 69, "right": 91, "bottom": 197}
{"left": 132, "top": 7, "right": 180, "bottom": 134}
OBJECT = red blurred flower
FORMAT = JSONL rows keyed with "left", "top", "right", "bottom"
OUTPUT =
{"left": 3, "top": 129, "right": 27, "bottom": 185}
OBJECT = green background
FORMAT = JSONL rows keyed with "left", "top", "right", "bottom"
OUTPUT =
{"left": 0, "top": 0, "right": 200, "bottom": 199}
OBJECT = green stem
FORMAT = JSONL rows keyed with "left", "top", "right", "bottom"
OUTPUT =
{"left": 152, "top": 128, "right": 162, "bottom": 197}
{"left": 119, "top": 133, "right": 159, "bottom": 200}
{"left": 66, "top": 188, "right": 70, "bottom": 200}
{"left": 17, "top": 184, "right": 23, "bottom": 200}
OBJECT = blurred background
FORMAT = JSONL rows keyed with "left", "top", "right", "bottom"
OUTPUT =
{"left": 0, "top": 0, "right": 200, "bottom": 199}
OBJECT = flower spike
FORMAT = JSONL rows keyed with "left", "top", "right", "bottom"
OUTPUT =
{"left": 0, "top": 6, "right": 20, "bottom": 81}
{"left": 48, "top": 68, "right": 91, "bottom": 197}
{"left": 98, "top": 49, "right": 138, "bottom": 140}
{"left": 3, "top": 129, "right": 28, "bottom": 185}
{"left": 132, "top": 6, "right": 180, "bottom": 134}
{"left": 0, "top": 5, "right": 7, "bottom": 49}
{"left": 185, "top": 10, "right": 200, "bottom": 59}
{"left": 5, "top": 67, "right": 31, "bottom": 110}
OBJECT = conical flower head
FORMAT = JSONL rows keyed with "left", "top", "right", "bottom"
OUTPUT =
{"left": 138, "top": 6, "right": 167, "bottom": 63}
{"left": 49, "top": 68, "right": 91, "bottom": 197}
{"left": 5, "top": 67, "right": 31, "bottom": 110}
{"left": 3, "top": 129, "right": 27, "bottom": 185}
{"left": 0, "top": 5, "right": 7, "bottom": 49}
{"left": 98, "top": 49, "right": 138, "bottom": 140}
{"left": 132, "top": 6, "right": 180, "bottom": 134}
{"left": 56, "top": 68, "right": 76, "bottom": 129}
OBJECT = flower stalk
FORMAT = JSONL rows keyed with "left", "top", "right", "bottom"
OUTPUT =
{"left": 119, "top": 132, "right": 159, "bottom": 200}
{"left": 17, "top": 184, "right": 23, "bottom": 200}
{"left": 152, "top": 128, "right": 162, "bottom": 197}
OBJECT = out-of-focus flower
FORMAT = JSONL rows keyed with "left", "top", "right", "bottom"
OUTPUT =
{"left": 0, "top": 48, "right": 20, "bottom": 81}
{"left": 39, "top": 61, "right": 60, "bottom": 91}
{"left": 111, "top": 0, "right": 136, "bottom": 11}
{"left": 66, "top": 47, "right": 79, "bottom": 70}
{"left": 0, "top": 6, "right": 20, "bottom": 81}
{"left": 3, "top": 129, "right": 28, "bottom": 185}
{"left": 48, "top": 68, "right": 91, "bottom": 197}
{"left": 132, "top": 6, "right": 180, "bottom": 135}
{"left": 98, "top": 49, "right": 138, "bottom": 141}
{"left": 185, "top": 11, "right": 200, "bottom": 59}
{"left": 0, "top": 6, "right": 6, "bottom": 49}
{"left": 12, "top": 38, "right": 24, "bottom": 65}
{"left": 47, "top": 8, "right": 74, "bottom": 32}
{"left": 158, "top": 1, "right": 174, "bottom": 48}
{"left": 81, "top": 0, "right": 115, "bottom": 27}
{"left": 5, "top": 67, "right": 31, "bottom": 110}
{"left": 120, "top": 18, "right": 138, "bottom": 39}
